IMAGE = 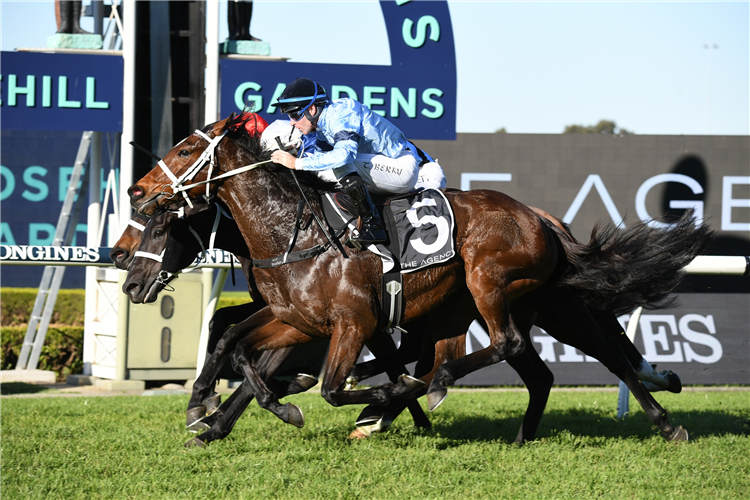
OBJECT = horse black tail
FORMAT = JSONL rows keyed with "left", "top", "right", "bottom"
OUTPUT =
{"left": 555, "top": 210, "right": 713, "bottom": 315}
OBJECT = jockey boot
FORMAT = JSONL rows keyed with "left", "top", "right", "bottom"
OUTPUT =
{"left": 340, "top": 174, "right": 387, "bottom": 247}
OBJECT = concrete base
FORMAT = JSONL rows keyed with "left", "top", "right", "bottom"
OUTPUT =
{"left": 47, "top": 33, "right": 103, "bottom": 50}
{"left": 1, "top": 369, "right": 57, "bottom": 384}
{"left": 66, "top": 374, "right": 96, "bottom": 386}
{"left": 93, "top": 378, "right": 146, "bottom": 391}
{"left": 221, "top": 40, "right": 270, "bottom": 56}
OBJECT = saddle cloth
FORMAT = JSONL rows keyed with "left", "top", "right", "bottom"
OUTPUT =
{"left": 322, "top": 188, "right": 456, "bottom": 274}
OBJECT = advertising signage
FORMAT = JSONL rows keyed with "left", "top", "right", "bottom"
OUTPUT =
{"left": 220, "top": 0, "right": 457, "bottom": 140}
{"left": 0, "top": 51, "right": 123, "bottom": 132}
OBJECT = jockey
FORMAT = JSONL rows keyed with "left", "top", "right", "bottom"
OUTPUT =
{"left": 271, "top": 77, "right": 445, "bottom": 247}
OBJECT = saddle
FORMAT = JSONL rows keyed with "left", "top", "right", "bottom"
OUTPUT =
{"left": 249, "top": 183, "right": 456, "bottom": 331}
{"left": 322, "top": 188, "right": 456, "bottom": 330}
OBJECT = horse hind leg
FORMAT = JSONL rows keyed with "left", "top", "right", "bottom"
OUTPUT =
{"left": 534, "top": 290, "right": 687, "bottom": 441}
{"left": 504, "top": 299, "right": 552, "bottom": 444}
{"left": 427, "top": 300, "right": 524, "bottom": 412}
{"left": 589, "top": 308, "right": 682, "bottom": 393}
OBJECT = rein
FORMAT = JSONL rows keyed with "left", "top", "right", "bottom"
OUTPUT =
{"left": 157, "top": 126, "right": 347, "bottom": 269}
{"left": 158, "top": 129, "right": 272, "bottom": 206}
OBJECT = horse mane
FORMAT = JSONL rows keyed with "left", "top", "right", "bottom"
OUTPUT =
{"left": 220, "top": 112, "right": 340, "bottom": 195}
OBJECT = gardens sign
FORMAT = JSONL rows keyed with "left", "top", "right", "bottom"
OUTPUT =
{"left": 220, "top": 0, "right": 457, "bottom": 140}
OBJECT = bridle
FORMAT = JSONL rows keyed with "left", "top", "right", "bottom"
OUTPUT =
{"left": 148, "top": 124, "right": 349, "bottom": 270}
{"left": 131, "top": 204, "right": 233, "bottom": 289}
{"left": 157, "top": 128, "right": 273, "bottom": 209}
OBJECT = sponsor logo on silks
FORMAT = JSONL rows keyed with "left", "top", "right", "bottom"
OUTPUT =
{"left": 0, "top": 245, "right": 105, "bottom": 263}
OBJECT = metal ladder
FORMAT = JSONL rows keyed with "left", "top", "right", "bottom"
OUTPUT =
{"left": 15, "top": 131, "right": 93, "bottom": 371}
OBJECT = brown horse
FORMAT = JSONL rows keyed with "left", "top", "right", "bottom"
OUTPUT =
{"left": 112, "top": 203, "right": 431, "bottom": 433}
{"left": 121, "top": 203, "right": 688, "bottom": 446}
{"left": 125, "top": 114, "right": 709, "bottom": 443}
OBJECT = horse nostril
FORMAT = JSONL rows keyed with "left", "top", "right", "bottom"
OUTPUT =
{"left": 128, "top": 185, "right": 144, "bottom": 200}
{"left": 110, "top": 249, "right": 126, "bottom": 262}
{"left": 125, "top": 282, "right": 140, "bottom": 295}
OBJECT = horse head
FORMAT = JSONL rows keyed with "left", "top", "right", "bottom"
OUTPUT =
{"left": 128, "top": 115, "right": 241, "bottom": 216}
{"left": 111, "top": 197, "right": 216, "bottom": 270}
{"left": 109, "top": 210, "right": 150, "bottom": 270}
{"left": 122, "top": 208, "right": 213, "bottom": 303}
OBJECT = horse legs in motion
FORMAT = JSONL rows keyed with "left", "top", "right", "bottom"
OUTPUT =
{"left": 530, "top": 286, "right": 687, "bottom": 440}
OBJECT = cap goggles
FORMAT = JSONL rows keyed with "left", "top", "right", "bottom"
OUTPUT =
{"left": 277, "top": 81, "right": 323, "bottom": 122}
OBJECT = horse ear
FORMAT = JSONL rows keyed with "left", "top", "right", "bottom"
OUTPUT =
{"left": 215, "top": 113, "right": 236, "bottom": 133}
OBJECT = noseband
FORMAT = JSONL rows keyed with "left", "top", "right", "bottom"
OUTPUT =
{"left": 156, "top": 128, "right": 273, "bottom": 209}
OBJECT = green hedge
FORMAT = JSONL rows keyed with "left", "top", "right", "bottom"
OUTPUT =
{"left": 1, "top": 288, "right": 252, "bottom": 327}
{"left": 0, "top": 288, "right": 253, "bottom": 380}
{"left": 1, "top": 326, "right": 84, "bottom": 381}
{"left": 1, "top": 288, "right": 86, "bottom": 327}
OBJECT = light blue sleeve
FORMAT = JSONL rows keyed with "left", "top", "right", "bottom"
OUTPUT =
{"left": 297, "top": 100, "right": 362, "bottom": 171}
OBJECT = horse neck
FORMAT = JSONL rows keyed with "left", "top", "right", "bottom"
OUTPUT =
{"left": 212, "top": 215, "right": 250, "bottom": 258}
{"left": 217, "top": 159, "right": 311, "bottom": 260}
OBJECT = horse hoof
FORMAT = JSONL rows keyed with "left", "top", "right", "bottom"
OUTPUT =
{"left": 291, "top": 373, "right": 318, "bottom": 392}
{"left": 427, "top": 389, "right": 448, "bottom": 412}
{"left": 348, "top": 427, "right": 371, "bottom": 439}
{"left": 185, "top": 437, "right": 206, "bottom": 448}
{"left": 202, "top": 394, "right": 221, "bottom": 416}
{"left": 286, "top": 403, "right": 305, "bottom": 428}
{"left": 344, "top": 376, "right": 359, "bottom": 390}
{"left": 642, "top": 381, "right": 661, "bottom": 392}
{"left": 348, "top": 415, "right": 393, "bottom": 439}
{"left": 399, "top": 374, "right": 426, "bottom": 391}
{"left": 187, "top": 421, "right": 211, "bottom": 433}
{"left": 667, "top": 425, "right": 689, "bottom": 442}
{"left": 665, "top": 371, "right": 683, "bottom": 394}
{"left": 186, "top": 406, "right": 206, "bottom": 429}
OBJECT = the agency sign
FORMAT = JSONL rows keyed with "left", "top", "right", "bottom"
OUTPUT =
{"left": 220, "top": 0, "right": 457, "bottom": 140}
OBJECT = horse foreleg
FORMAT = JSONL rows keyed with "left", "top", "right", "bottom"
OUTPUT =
{"left": 352, "top": 328, "right": 430, "bottom": 432}
{"left": 231, "top": 319, "right": 316, "bottom": 427}
{"left": 346, "top": 329, "right": 423, "bottom": 389}
{"left": 187, "top": 305, "right": 275, "bottom": 427}
{"left": 319, "top": 327, "right": 424, "bottom": 408}
{"left": 185, "top": 379, "right": 256, "bottom": 447}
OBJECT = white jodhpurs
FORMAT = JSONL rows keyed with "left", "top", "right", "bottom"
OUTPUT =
{"left": 315, "top": 150, "right": 420, "bottom": 196}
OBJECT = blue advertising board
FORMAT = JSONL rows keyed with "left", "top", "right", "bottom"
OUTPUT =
{"left": 1, "top": 51, "right": 123, "bottom": 132}
{"left": 220, "top": 0, "right": 457, "bottom": 140}
{"left": 0, "top": 129, "right": 122, "bottom": 288}
{"left": 1, "top": 51, "right": 124, "bottom": 287}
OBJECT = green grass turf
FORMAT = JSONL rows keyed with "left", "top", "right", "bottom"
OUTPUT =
{"left": 1, "top": 390, "right": 748, "bottom": 499}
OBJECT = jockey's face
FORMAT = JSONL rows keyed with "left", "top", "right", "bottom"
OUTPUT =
{"left": 289, "top": 104, "right": 316, "bottom": 134}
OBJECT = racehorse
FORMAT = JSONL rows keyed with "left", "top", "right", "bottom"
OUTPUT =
{"left": 120, "top": 201, "right": 687, "bottom": 446}
{"left": 126, "top": 114, "right": 710, "bottom": 443}
{"left": 112, "top": 202, "right": 431, "bottom": 434}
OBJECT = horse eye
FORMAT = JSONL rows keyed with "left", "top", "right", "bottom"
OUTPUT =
{"left": 154, "top": 229, "right": 165, "bottom": 237}
{"left": 178, "top": 149, "right": 190, "bottom": 157}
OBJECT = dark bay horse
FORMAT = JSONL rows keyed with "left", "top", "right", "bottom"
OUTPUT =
{"left": 125, "top": 114, "right": 709, "bottom": 443}
{"left": 113, "top": 203, "right": 431, "bottom": 434}
{"left": 121, "top": 202, "right": 687, "bottom": 446}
